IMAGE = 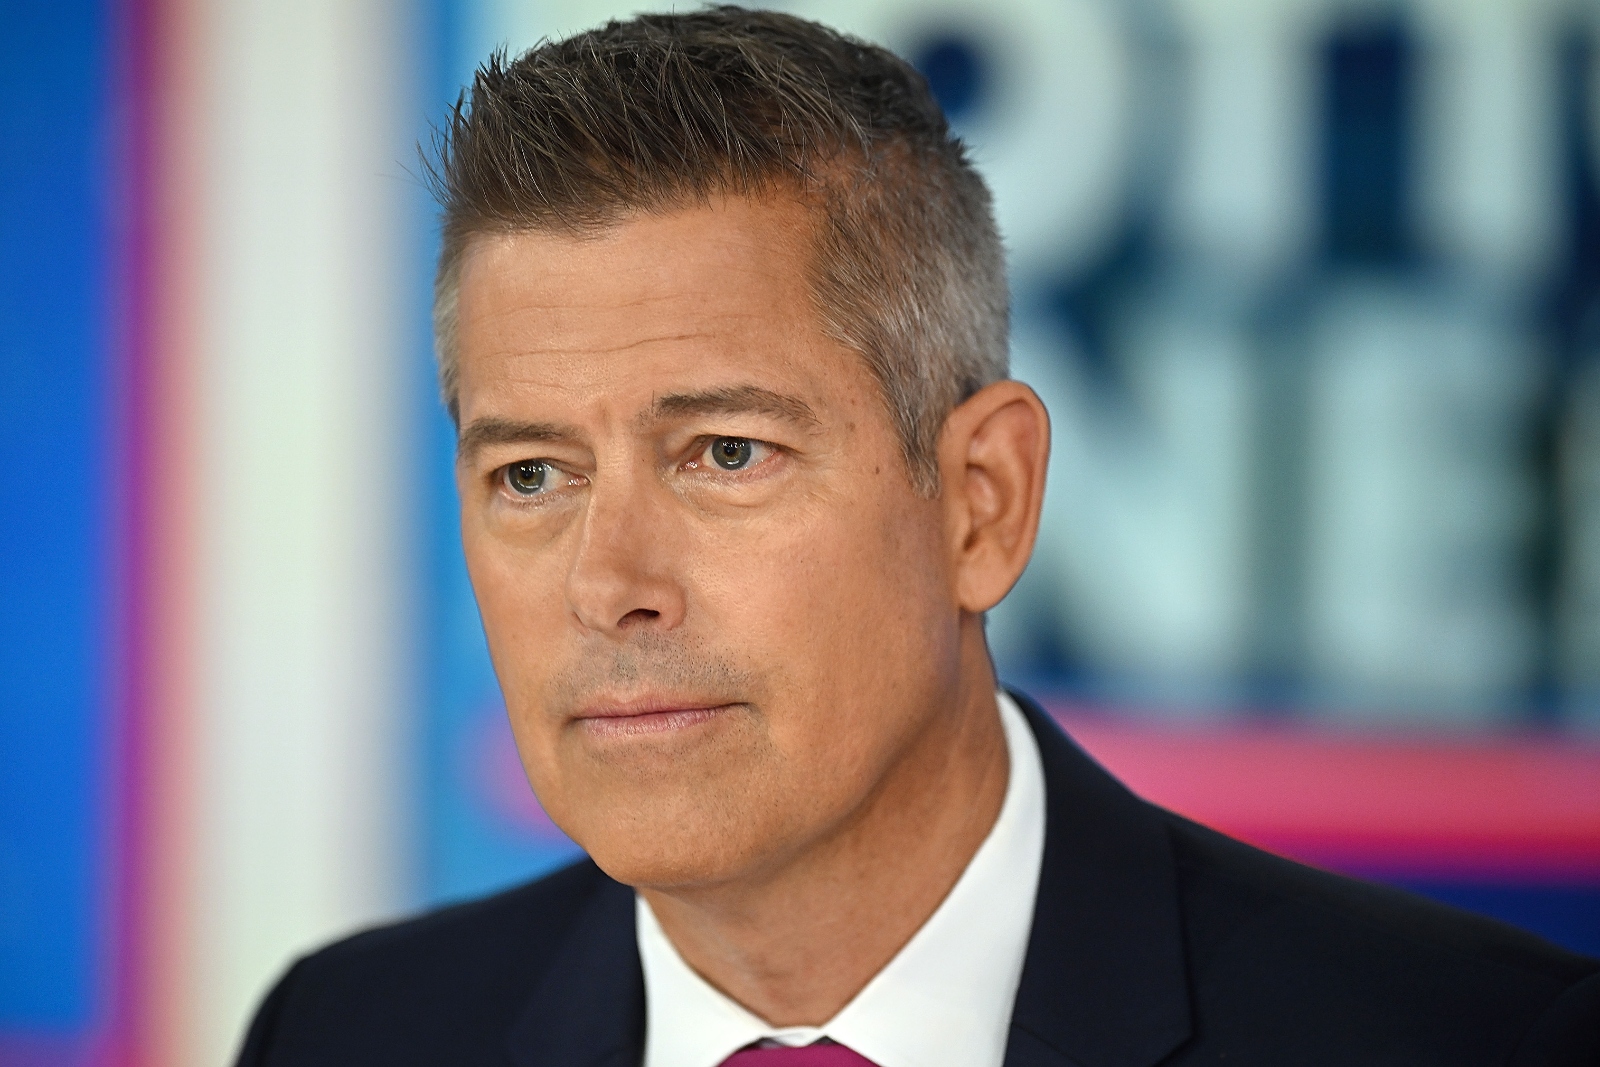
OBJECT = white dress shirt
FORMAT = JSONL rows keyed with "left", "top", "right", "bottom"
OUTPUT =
{"left": 637, "top": 691, "right": 1047, "bottom": 1067}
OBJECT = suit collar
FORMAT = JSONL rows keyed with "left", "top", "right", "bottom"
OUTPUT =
{"left": 1004, "top": 690, "right": 1192, "bottom": 1067}
{"left": 505, "top": 864, "right": 645, "bottom": 1067}
{"left": 503, "top": 691, "right": 1192, "bottom": 1067}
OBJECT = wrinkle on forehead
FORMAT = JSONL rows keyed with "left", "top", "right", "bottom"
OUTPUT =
{"left": 459, "top": 209, "right": 806, "bottom": 338}
{"left": 450, "top": 196, "right": 858, "bottom": 435}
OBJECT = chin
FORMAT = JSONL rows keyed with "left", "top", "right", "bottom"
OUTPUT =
{"left": 556, "top": 779, "right": 796, "bottom": 892}
{"left": 580, "top": 824, "right": 769, "bottom": 891}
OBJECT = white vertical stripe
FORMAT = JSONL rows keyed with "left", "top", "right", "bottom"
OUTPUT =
{"left": 1165, "top": 0, "right": 1327, "bottom": 278}
{"left": 1413, "top": 0, "right": 1564, "bottom": 283}
{"left": 185, "top": 1, "right": 412, "bottom": 1063}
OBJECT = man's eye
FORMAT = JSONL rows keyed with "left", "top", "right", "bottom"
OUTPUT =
{"left": 698, "top": 437, "right": 775, "bottom": 472}
{"left": 711, "top": 437, "right": 754, "bottom": 470}
{"left": 505, "top": 461, "right": 550, "bottom": 496}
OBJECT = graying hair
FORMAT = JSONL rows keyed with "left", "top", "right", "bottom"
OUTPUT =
{"left": 426, "top": 5, "right": 1008, "bottom": 494}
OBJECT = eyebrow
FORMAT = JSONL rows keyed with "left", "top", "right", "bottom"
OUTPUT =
{"left": 457, "top": 385, "right": 821, "bottom": 462}
{"left": 456, "top": 417, "right": 578, "bottom": 463}
{"left": 645, "top": 385, "right": 820, "bottom": 429}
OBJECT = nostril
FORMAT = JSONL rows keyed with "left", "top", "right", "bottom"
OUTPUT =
{"left": 618, "top": 608, "right": 661, "bottom": 628}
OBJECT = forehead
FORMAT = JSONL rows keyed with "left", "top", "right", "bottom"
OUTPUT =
{"left": 451, "top": 196, "right": 861, "bottom": 427}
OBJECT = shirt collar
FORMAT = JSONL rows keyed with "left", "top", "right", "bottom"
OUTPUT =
{"left": 637, "top": 691, "right": 1047, "bottom": 1067}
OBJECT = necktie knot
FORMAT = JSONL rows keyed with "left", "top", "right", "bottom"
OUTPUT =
{"left": 719, "top": 1041, "right": 879, "bottom": 1066}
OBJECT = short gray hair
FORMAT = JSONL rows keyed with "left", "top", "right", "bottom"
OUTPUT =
{"left": 426, "top": 5, "right": 1008, "bottom": 494}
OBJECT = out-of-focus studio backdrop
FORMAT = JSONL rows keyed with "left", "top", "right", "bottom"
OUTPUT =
{"left": 5, "top": 0, "right": 1600, "bottom": 1062}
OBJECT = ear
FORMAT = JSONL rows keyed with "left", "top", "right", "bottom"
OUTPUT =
{"left": 937, "top": 380, "right": 1050, "bottom": 613}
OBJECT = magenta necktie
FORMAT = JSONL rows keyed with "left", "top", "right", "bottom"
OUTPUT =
{"left": 719, "top": 1042, "right": 879, "bottom": 1066}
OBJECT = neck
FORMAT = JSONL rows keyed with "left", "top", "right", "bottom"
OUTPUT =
{"left": 638, "top": 623, "right": 1010, "bottom": 1027}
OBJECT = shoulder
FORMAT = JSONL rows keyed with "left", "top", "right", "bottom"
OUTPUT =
{"left": 235, "top": 858, "right": 620, "bottom": 1067}
{"left": 1161, "top": 811, "right": 1600, "bottom": 1064}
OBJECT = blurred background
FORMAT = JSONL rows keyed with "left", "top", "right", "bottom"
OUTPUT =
{"left": 3, "top": 0, "right": 1600, "bottom": 1063}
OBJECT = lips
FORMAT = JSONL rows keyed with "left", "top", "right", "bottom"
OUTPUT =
{"left": 572, "top": 700, "right": 733, "bottom": 738}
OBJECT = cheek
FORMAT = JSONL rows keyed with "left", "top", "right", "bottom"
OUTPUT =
{"left": 460, "top": 514, "right": 571, "bottom": 693}
{"left": 701, "top": 486, "right": 955, "bottom": 735}
{"left": 463, "top": 524, "right": 578, "bottom": 802}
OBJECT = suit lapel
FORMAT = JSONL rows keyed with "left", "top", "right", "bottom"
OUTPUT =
{"left": 504, "top": 866, "right": 646, "bottom": 1067}
{"left": 1004, "top": 691, "right": 1193, "bottom": 1067}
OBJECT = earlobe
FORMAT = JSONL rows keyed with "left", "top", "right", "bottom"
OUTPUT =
{"left": 940, "top": 381, "right": 1051, "bottom": 613}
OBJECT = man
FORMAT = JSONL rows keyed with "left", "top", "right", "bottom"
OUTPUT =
{"left": 237, "top": 8, "right": 1600, "bottom": 1065}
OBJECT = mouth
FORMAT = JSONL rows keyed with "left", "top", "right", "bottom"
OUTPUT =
{"left": 571, "top": 698, "right": 738, "bottom": 739}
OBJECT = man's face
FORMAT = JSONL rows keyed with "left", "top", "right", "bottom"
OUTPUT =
{"left": 453, "top": 196, "right": 964, "bottom": 889}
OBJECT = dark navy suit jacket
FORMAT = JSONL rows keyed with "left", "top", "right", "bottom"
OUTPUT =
{"left": 236, "top": 692, "right": 1600, "bottom": 1066}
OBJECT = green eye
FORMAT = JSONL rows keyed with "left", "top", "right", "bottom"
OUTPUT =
{"left": 506, "top": 461, "right": 548, "bottom": 495}
{"left": 711, "top": 437, "right": 753, "bottom": 470}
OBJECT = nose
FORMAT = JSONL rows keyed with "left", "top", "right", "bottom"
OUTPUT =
{"left": 564, "top": 470, "right": 687, "bottom": 636}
